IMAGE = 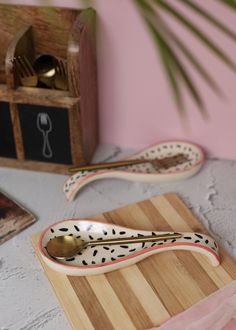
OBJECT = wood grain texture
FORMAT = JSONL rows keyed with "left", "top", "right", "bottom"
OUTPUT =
{"left": 0, "top": 5, "right": 79, "bottom": 62}
{"left": 5, "top": 25, "right": 35, "bottom": 90}
{"left": 0, "top": 85, "right": 78, "bottom": 107}
{"left": 68, "top": 103, "right": 86, "bottom": 166}
{"left": 0, "top": 65, "right": 5, "bottom": 83}
{"left": 31, "top": 193, "right": 236, "bottom": 329}
{"left": 9, "top": 103, "right": 24, "bottom": 160}
{"left": 0, "top": 6, "right": 98, "bottom": 173}
{"left": 68, "top": 8, "right": 98, "bottom": 164}
{"left": 0, "top": 156, "right": 79, "bottom": 174}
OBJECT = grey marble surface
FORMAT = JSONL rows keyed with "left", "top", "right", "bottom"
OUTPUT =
{"left": 0, "top": 144, "right": 236, "bottom": 330}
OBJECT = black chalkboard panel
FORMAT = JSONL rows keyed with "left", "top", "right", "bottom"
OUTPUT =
{"left": 18, "top": 104, "right": 72, "bottom": 164}
{"left": 0, "top": 102, "right": 16, "bottom": 158}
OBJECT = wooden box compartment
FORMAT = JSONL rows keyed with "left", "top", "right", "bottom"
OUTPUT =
{"left": 0, "top": 101, "right": 16, "bottom": 158}
{"left": 0, "top": 5, "right": 98, "bottom": 174}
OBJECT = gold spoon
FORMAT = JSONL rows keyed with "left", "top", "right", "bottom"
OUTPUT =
{"left": 33, "top": 54, "right": 56, "bottom": 88}
{"left": 46, "top": 232, "right": 182, "bottom": 259}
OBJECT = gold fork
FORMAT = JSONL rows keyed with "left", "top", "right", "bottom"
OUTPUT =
{"left": 68, "top": 154, "right": 190, "bottom": 173}
{"left": 54, "top": 58, "right": 68, "bottom": 90}
{"left": 13, "top": 56, "right": 38, "bottom": 87}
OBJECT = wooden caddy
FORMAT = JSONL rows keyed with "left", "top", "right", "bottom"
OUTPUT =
{"left": 0, "top": 5, "right": 98, "bottom": 174}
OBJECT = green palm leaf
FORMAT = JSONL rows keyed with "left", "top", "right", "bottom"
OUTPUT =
{"left": 178, "top": 0, "right": 236, "bottom": 41}
{"left": 135, "top": 0, "right": 186, "bottom": 114}
{"left": 135, "top": 0, "right": 207, "bottom": 116}
{"left": 219, "top": 0, "right": 236, "bottom": 10}
{"left": 152, "top": 11, "right": 224, "bottom": 98}
{"left": 147, "top": 19, "right": 186, "bottom": 115}
{"left": 153, "top": 0, "right": 236, "bottom": 71}
{"left": 152, "top": 27, "right": 206, "bottom": 115}
{"left": 134, "top": 0, "right": 236, "bottom": 116}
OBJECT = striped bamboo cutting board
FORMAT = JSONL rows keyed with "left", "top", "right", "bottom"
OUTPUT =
{"left": 31, "top": 193, "right": 236, "bottom": 330}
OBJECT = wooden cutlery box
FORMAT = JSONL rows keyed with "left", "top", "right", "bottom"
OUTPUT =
{"left": 0, "top": 5, "right": 98, "bottom": 174}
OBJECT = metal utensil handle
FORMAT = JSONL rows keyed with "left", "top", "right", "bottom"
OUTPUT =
{"left": 69, "top": 159, "right": 150, "bottom": 172}
{"left": 42, "top": 131, "right": 53, "bottom": 158}
{"left": 87, "top": 233, "right": 182, "bottom": 246}
{"left": 68, "top": 154, "right": 187, "bottom": 173}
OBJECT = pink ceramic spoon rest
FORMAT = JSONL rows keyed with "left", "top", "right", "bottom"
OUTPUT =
{"left": 39, "top": 219, "right": 219, "bottom": 276}
{"left": 64, "top": 140, "right": 204, "bottom": 202}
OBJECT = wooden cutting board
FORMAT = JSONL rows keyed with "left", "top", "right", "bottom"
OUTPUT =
{"left": 31, "top": 193, "right": 236, "bottom": 330}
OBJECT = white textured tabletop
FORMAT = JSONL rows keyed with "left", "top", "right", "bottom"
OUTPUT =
{"left": 0, "top": 144, "right": 236, "bottom": 330}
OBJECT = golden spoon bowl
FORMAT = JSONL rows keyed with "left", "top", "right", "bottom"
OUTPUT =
{"left": 46, "top": 233, "right": 182, "bottom": 260}
{"left": 33, "top": 54, "right": 56, "bottom": 88}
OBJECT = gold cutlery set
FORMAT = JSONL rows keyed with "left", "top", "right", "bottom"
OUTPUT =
{"left": 12, "top": 54, "right": 68, "bottom": 90}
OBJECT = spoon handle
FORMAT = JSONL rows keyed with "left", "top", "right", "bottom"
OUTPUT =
{"left": 68, "top": 154, "right": 188, "bottom": 173}
{"left": 69, "top": 158, "right": 151, "bottom": 172}
{"left": 42, "top": 131, "right": 53, "bottom": 158}
{"left": 88, "top": 233, "right": 182, "bottom": 246}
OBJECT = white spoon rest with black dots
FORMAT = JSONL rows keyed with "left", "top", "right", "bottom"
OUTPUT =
{"left": 39, "top": 219, "right": 219, "bottom": 276}
{"left": 64, "top": 141, "right": 204, "bottom": 202}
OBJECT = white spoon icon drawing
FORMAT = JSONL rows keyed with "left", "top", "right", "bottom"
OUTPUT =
{"left": 37, "top": 113, "right": 53, "bottom": 158}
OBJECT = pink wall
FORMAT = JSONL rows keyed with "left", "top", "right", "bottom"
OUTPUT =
{"left": 2, "top": 0, "right": 236, "bottom": 158}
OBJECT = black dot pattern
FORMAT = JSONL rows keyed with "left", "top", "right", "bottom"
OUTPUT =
{"left": 93, "top": 250, "right": 98, "bottom": 257}
{"left": 42, "top": 220, "right": 219, "bottom": 269}
{"left": 63, "top": 141, "right": 204, "bottom": 199}
{"left": 59, "top": 228, "right": 68, "bottom": 232}
{"left": 74, "top": 225, "right": 80, "bottom": 231}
